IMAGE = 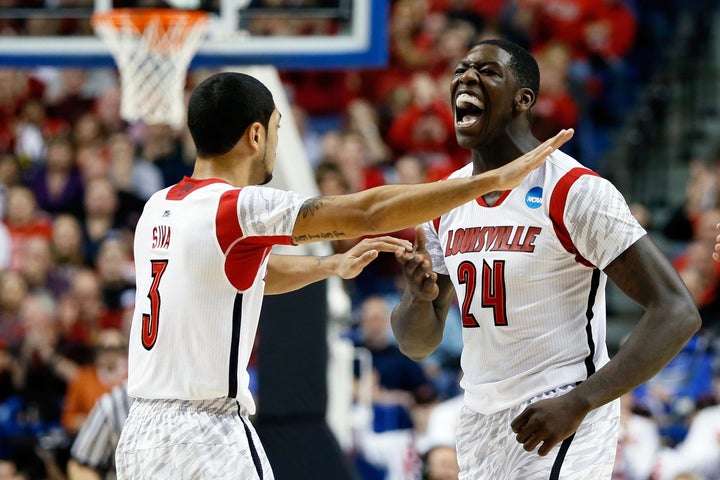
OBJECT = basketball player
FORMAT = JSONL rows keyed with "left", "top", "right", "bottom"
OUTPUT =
{"left": 115, "top": 72, "right": 573, "bottom": 479}
{"left": 391, "top": 39, "right": 701, "bottom": 479}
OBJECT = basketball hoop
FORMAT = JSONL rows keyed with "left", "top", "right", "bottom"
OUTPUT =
{"left": 92, "top": 9, "right": 208, "bottom": 129}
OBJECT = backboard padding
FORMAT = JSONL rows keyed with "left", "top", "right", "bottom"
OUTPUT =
{"left": 0, "top": 0, "right": 387, "bottom": 69}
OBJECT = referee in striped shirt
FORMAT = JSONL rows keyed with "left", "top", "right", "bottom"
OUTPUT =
{"left": 67, "top": 381, "right": 133, "bottom": 480}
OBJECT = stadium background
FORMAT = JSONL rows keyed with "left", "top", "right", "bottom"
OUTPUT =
{"left": 0, "top": 0, "right": 719, "bottom": 479}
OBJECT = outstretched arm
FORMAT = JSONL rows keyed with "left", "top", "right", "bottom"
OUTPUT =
{"left": 265, "top": 236, "right": 412, "bottom": 295}
{"left": 291, "top": 130, "right": 574, "bottom": 244}
{"left": 391, "top": 226, "right": 456, "bottom": 361}
{"left": 511, "top": 235, "right": 701, "bottom": 456}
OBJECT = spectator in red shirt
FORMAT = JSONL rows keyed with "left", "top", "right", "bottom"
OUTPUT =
{"left": 387, "top": 72, "right": 466, "bottom": 177}
{"left": 3, "top": 185, "right": 52, "bottom": 271}
{"left": 531, "top": 42, "right": 579, "bottom": 145}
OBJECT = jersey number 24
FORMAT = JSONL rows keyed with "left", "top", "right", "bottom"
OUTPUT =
{"left": 458, "top": 259, "right": 507, "bottom": 327}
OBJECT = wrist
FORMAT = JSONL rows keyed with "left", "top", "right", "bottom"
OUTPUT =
{"left": 472, "top": 171, "right": 499, "bottom": 194}
{"left": 317, "top": 255, "right": 340, "bottom": 277}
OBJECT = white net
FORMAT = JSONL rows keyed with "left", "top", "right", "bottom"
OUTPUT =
{"left": 92, "top": 10, "right": 208, "bottom": 129}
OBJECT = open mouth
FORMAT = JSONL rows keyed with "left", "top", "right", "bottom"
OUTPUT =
{"left": 455, "top": 93, "right": 484, "bottom": 128}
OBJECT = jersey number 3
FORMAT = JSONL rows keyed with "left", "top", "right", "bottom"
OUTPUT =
{"left": 457, "top": 260, "right": 508, "bottom": 327}
{"left": 142, "top": 259, "right": 168, "bottom": 350}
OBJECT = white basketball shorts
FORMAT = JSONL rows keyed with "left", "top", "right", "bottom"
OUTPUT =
{"left": 116, "top": 397, "right": 274, "bottom": 480}
{"left": 456, "top": 384, "right": 620, "bottom": 480}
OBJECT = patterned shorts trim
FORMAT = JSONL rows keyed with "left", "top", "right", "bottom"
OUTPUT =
{"left": 116, "top": 397, "right": 273, "bottom": 480}
{"left": 456, "top": 385, "right": 620, "bottom": 480}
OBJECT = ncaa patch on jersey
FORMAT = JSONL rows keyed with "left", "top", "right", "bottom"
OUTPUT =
{"left": 525, "top": 186, "right": 543, "bottom": 209}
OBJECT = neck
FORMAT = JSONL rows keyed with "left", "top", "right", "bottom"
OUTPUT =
{"left": 192, "top": 155, "right": 250, "bottom": 188}
{"left": 472, "top": 127, "right": 540, "bottom": 175}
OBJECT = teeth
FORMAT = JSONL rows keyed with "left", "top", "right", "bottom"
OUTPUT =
{"left": 457, "top": 116, "right": 478, "bottom": 127}
{"left": 456, "top": 93, "right": 483, "bottom": 109}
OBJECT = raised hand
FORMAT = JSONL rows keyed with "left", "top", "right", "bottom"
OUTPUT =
{"left": 395, "top": 226, "right": 439, "bottom": 301}
{"left": 492, "top": 129, "right": 574, "bottom": 192}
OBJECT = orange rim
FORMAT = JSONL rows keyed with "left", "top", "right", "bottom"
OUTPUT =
{"left": 91, "top": 8, "right": 208, "bottom": 31}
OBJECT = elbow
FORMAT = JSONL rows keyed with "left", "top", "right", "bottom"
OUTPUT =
{"left": 399, "top": 346, "right": 431, "bottom": 362}
{"left": 679, "top": 292, "right": 703, "bottom": 334}
{"left": 397, "top": 341, "right": 439, "bottom": 362}
{"left": 686, "top": 304, "right": 703, "bottom": 335}
{"left": 666, "top": 296, "right": 702, "bottom": 339}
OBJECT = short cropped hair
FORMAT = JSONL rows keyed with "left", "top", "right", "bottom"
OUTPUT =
{"left": 477, "top": 38, "right": 540, "bottom": 102}
{"left": 187, "top": 72, "right": 275, "bottom": 157}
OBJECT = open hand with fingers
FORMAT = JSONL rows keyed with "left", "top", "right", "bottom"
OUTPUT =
{"left": 394, "top": 226, "right": 439, "bottom": 302}
{"left": 337, "top": 236, "right": 412, "bottom": 279}
{"left": 490, "top": 129, "right": 574, "bottom": 192}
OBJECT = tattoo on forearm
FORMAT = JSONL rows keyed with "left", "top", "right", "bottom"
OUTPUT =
{"left": 292, "top": 231, "right": 346, "bottom": 243}
{"left": 299, "top": 197, "right": 334, "bottom": 219}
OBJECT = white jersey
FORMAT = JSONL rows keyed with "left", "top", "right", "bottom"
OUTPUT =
{"left": 127, "top": 177, "right": 308, "bottom": 415}
{"left": 423, "top": 150, "right": 646, "bottom": 415}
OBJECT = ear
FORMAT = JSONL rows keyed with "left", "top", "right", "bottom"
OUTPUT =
{"left": 514, "top": 87, "right": 535, "bottom": 113}
{"left": 246, "top": 122, "right": 264, "bottom": 153}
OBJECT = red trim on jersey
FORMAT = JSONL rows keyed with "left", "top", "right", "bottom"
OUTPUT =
{"left": 432, "top": 217, "right": 441, "bottom": 233}
{"left": 216, "top": 189, "right": 294, "bottom": 291}
{"left": 167, "top": 176, "right": 228, "bottom": 200}
{"left": 217, "top": 190, "right": 244, "bottom": 251}
{"left": 475, "top": 189, "right": 511, "bottom": 207}
{"left": 549, "top": 167, "right": 598, "bottom": 267}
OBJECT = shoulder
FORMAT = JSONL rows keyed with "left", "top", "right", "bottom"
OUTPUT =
{"left": 238, "top": 185, "right": 310, "bottom": 206}
{"left": 542, "top": 152, "right": 621, "bottom": 202}
{"left": 543, "top": 150, "right": 599, "bottom": 182}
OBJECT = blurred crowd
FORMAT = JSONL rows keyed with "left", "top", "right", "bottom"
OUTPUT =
{"left": 1, "top": 0, "right": 720, "bottom": 479}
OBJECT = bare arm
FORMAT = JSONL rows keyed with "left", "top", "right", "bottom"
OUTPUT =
{"left": 714, "top": 222, "right": 720, "bottom": 262}
{"left": 565, "top": 235, "right": 700, "bottom": 409}
{"left": 512, "top": 234, "right": 701, "bottom": 456}
{"left": 265, "top": 236, "right": 412, "bottom": 295}
{"left": 390, "top": 226, "right": 456, "bottom": 360}
{"left": 291, "top": 130, "right": 573, "bottom": 244}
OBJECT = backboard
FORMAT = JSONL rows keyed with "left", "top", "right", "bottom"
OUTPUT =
{"left": 0, "top": 0, "right": 388, "bottom": 69}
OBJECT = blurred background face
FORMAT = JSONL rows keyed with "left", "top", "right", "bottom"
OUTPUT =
{"left": 51, "top": 214, "right": 83, "bottom": 261}
{"left": 94, "top": 328, "right": 128, "bottom": 386}
{"left": 18, "top": 236, "right": 52, "bottom": 288}
{"left": 45, "top": 138, "right": 75, "bottom": 172}
{"left": 70, "top": 269, "right": 104, "bottom": 324}
{"left": 20, "top": 293, "right": 57, "bottom": 335}
{"left": 425, "top": 445, "right": 460, "bottom": 480}
{"left": 359, "top": 296, "right": 392, "bottom": 349}
{"left": 395, "top": 155, "right": 427, "bottom": 184}
{"left": 0, "top": 271, "right": 28, "bottom": 314}
{"left": 83, "top": 178, "right": 118, "bottom": 217}
{"left": 5, "top": 187, "right": 36, "bottom": 226}
{"left": 96, "top": 237, "right": 131, "bottom": 284}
